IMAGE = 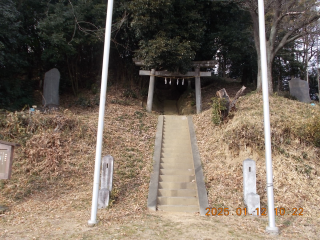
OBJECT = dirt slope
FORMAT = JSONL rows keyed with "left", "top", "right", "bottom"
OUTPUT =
{"left": 0, "top": 85, "right": 319, "bottom": 239}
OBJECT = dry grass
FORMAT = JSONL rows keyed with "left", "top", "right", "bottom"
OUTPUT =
{"left": 0, "top": 86, "right": 158, "bottom": 220}
{"left": 1, "top": 84, "right": 320, "bottom": 239}
{"left": 193, "top": 91, "right": 320, "bottom": 236}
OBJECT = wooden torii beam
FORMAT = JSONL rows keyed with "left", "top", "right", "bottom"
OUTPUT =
{"left": 135, "top": 59, "right": 216, "bottom": 114}
{"left": 139, "top": 68, "right": 211, "bottom": 114}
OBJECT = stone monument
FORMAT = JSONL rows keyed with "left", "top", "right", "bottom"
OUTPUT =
{"left": 243, "top": 159, "right": 260, "bottom": 216}
{"left": 98, "top": 155, "right": 114, "bottom": 209}
{"left": 289, "top": 78, "right": 311, "bottom": 103}
{"left": 43, "top": 68, "right": 60, "bottom": 108}
{"left": 0, "top": 140, "right": 20, "bottom": 213}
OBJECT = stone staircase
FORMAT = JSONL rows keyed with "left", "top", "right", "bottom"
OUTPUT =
{"left": 157, "top": 116, "right": 199, "bottom": 213}
{"left": 147, "top": 115, "right": 208, "bottom": 215}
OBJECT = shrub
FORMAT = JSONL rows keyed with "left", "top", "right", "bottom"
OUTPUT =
{"left": 211, "top": 97, "right": 227, "bottom": 125}
{"left": 123, "top": 88, "right": 137, "bottom": 99}
{"left": 301, "top": 113, "right": 320, "bottom": 147}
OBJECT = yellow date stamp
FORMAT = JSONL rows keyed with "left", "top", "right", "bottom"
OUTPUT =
{"left": 205, "top": 207, "right": 304, "bottom": 216}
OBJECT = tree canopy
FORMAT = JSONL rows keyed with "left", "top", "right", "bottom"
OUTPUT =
{"left": 237, "top": 0, "right": 320, "bottom": 93}
{"left": 1, "top": 0, "right": 319, "bottom": 109}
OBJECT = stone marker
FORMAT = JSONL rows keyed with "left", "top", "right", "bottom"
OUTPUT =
{"left": 0, "top": 140, "right": 20, "bottom": 213}
{"left": 43, "top": 68, "right": 60, "bottom": 108}
{"left": 0, "top": 140, "right": 20, "bottom": 180}
{"left": 98, "top": 155, "right": 114, "bottom": 209}
{"left": 243, "top": 159, "right": 260, "bottom": 216}
{"left": 289, "top": 78, "right": 311, "bottom": 103}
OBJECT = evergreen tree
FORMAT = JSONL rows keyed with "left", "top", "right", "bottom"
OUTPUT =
{"left": 129, "top": 0, "right": 207, "bottom": 73}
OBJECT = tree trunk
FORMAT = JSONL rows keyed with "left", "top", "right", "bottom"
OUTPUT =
{"left": 256, "top": 53, "right": 262, "bottom": 91}
{"left": 256, "top": 49, "right": 274, "bottom": 94}
{"left": 267, "top": 59, "right": 273, "bottom": 94}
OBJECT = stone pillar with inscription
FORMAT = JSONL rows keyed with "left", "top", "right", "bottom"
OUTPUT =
{"left": 43, "top": 68, "right": 60, "bottom": 108}
{"left": 243, "top": 159, "right": 260, "bottom": 216}
{"left": 289, "top": 78, "right": 311, "bottom": 103}
{"left": 0, "top": 140, "right": 20, "bottom": 213}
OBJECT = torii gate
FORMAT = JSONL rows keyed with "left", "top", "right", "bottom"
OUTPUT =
{"left": 135, "top": 60, "right": 216, "bottom": 113}
{"left": 88, "top": 0, "right": 279, "bottom": 234}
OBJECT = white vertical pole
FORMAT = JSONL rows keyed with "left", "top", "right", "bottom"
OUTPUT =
{"left": 88, "top": 0, "right": 114, "bottom": 227}
{"left": 257, "top": 0, "right": 279, "bottom": 234}
{"left": 317, "top": 30, "right": 320, "bottom": 103}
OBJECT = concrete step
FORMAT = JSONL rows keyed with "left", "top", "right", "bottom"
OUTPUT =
{"left": 161, "top": 152, "right": 193, "bottom": 158}
{"left": 161, "top": 152, "right": 192, "bottom": 158}
{"left": 163, "top": 125, "right": 188, "bottom": 128}
{"left": 158, "top": 189, "right": 197, "bottom": 197}
{"left": 162, "top": 141, "right": 190, "bottom": 144}
{"left": 158, "top": 182, "right": 196, "bottom": 190}
{"left": 162, "top": 132, "right": 188, "bottom": 135}
{"left": 160, "top": 158, "right": 194, "bottom": 164}
{"left": 159, "top": 175, "right": 195, "bottom": 182}
{"left": 157, "top": 196, "right": 198, "bottom": 205}
{"left": 160, "top": 156, "right": 193, "bottom": 159}
{"left": 164, "top": 118, "right": 188, "bottom": 122}
{"left": 163, "top": 126, "right": 188, "bottom": 128}
{"left": 161, "top": 146, "right": 192, "bottom": 151}
{"left": 162, "top": 138, "right": 190, "bottom": 142}
{"left": 160, "top": 169, "right": 194, "bottom": 175}
{"left": 164, "top": 121, "right": 187, "bottom": 124}
{"left": 163, "top": 128, "right": 189, "bottom": 132}
{"left": 161, "top": 145, "right": 191, "bottom": 150}
{"left": 158, "top": 205, "right": 199, "bottom": 213}
{"left": 162, "top": 135, "right": 189, "bottom": 138}
{"left": 160, "top": 162, "right": 194, "bottom": 169}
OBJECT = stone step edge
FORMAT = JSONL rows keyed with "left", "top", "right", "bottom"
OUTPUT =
{"left": 147, "top": 116, "right": 163, "bottom": 211}
{"left": 187, "top": 116, "right": 209, "bottom": 216}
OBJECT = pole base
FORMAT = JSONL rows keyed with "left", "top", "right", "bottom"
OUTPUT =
{"left": 266, "top": 226, "right": 279, "bottom": 235}
{"left": 88, "top": 220, "right": 98, "bottom": 227}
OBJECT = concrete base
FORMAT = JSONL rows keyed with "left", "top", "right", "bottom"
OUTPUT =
{"left": 87, "top": 220, "right": 98, "bottom": 227}
{"left": 266, "top": 226, "right": 280, "bottom": 235}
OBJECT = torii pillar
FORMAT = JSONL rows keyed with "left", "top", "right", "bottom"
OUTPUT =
{"left": 140, "top": 69, "right": 211, "bottom": 113}
{"left": 195, "top": 66, "right": 201, "bottom": 114}
{"left": 146, "top": 69, "right": 155, "bottom": 112}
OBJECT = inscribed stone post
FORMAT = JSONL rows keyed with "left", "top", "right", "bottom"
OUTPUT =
{"left": 289, "top": 78, "right": 311, "bottom": 103}
{"left": 43, "top": 68, "right": 60, "bottom": 108}
{"left": 98, "top": 155, "right": 114, "bottom": 209}
{"left": 243, "top": 159, "right": 260, "bottom": 215}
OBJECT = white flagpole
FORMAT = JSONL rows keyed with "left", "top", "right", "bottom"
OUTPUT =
{"left": 257, "top": 0, "right": 279, "bottom": 234}
{"left": 88, "top": 0, "right": 114, "bottom": 227}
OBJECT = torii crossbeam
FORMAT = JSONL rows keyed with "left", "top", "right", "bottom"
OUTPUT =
{"left": 136, "top": 60, "right": 216, "bottom": 114}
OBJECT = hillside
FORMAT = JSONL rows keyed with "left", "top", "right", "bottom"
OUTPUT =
{"left": 0, "top": 84, "right": 319, "bottom": 239}
{"left": 193, "top": 90, "right": 320, "bottom": 237}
